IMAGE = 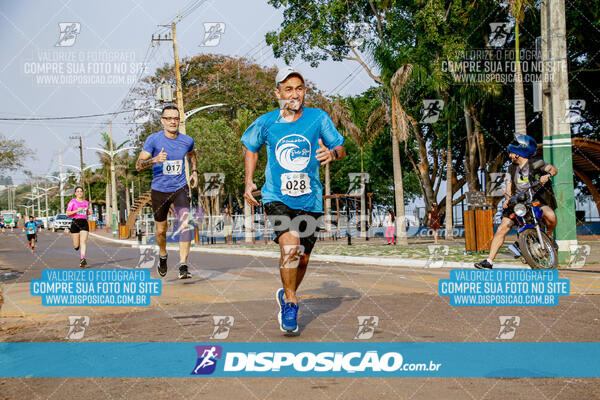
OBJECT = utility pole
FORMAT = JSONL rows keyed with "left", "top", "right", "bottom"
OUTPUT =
{"left": 172, "top": 22, "right": 186, "bottom": 136}
{"left": 445, "top": 119, "right": 453, "bottom": 240}
{"left": 7, "top": 185, "right": 12, "bottom": 210}
{"left": 69, "top": 135, "right": 85, "bottom": 188}
{"left": 58, "top": 149, "right": 65, "bottom": 213}
{"left": 45, "top": 182, "right": 49, "bottom": 222}
{"left": 35, "top": 178, "right": 41, "bottom": 218}
{"left": 44, "top": 182, "right": 49, "bottom": 222}
{"left": 540, "top": 0, "right": 578, "bottom": 263}
{"left": 29, "top": 184, "right": 36, "bottom": 217}
{"left": 110, "top": 121, "right": 118, "bottom": 237}
{"left": 152, "top": 20, "right": 192, "bottom": 199}
{"left": 152, "top": 23, "right": 186, "bottom": 135}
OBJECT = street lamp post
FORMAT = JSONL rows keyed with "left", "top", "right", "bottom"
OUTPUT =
{"left": 24, "top": 193, "right": 42, "bottom": 218}
{"left": 64, "top": 164, "right": 101, "bottom": 204}
{"left": 38, "top": 185, "right": 58, "bottom": 224}
{"left": 35, "top": 179, "right": 41, "bottom": 218}
{"left": 19, "top": 204, "right": 33, "bottom": 218}
{"left": 45, "top": 172, "right": 75, "bottom": 214}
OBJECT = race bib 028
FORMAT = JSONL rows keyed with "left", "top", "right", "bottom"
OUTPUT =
{"left": 281, "top": 172, "right": 311, "bottom": 197}
{"left": 163, "top": 160, "right": 183, "bottom": 175}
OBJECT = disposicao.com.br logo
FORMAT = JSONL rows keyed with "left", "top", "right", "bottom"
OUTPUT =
{"left": 190, "top": 344, "right": 442, "bottom": 376}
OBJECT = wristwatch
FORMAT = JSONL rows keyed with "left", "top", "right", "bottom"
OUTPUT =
{"left": 332, "top": 148, "right": 339, "bottom": 160}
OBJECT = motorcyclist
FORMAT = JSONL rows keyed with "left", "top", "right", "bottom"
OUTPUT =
{"left": 475, "top": 135, "right": 558, "bottom": 269}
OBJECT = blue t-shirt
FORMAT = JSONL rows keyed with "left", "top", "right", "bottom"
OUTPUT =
{"left": 142, "top": 131, "right": 194, "bottom": 193}
{"left": 241, "top": 107, "right": 344, "bottom": 213}
{"left": 25, "top": 221, "right": 36, "bottom": 234}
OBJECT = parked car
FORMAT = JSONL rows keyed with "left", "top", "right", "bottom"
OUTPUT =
{"left": 0, "top": 211, "right": 17, "bottom": 228}
{"left": 35, "top": 219, "right": 44, "bottom": 229}
{"left": 52, "top": 214, "right": 72, "bottom": 231}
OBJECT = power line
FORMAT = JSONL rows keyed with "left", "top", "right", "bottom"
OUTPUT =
{"left": 240, "top": 41, "right": 265, "bottom": 61}
{"left": 329, "top": 64, "right": 363, "bottom": 94}
{"left": 0, "top": 109, "right": 135, "bottom": 121}
{"left": 0, "top": 120, "right": 135, "bottom": 127}
{"left": 179, "top": 0, "right": 208, "bottom": 20}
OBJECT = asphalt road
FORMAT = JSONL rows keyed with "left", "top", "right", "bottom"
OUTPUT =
{"left": 1, "top": 230, "right": 600, "bottom": 399}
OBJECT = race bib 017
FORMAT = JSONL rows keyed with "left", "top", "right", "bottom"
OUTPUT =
{"left": 281, "top": 172, "right": 311, "bottom": 197}
{"left": 163, "top": 160, "right": 183, "bottom": 175}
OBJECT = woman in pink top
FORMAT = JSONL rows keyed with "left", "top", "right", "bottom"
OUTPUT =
{"left": 66, "top": 186, "right": 90, "bottom": 267}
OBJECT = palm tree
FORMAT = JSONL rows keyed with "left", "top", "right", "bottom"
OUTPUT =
{"left": 115, "top": 153, "right": 137, "bottom": 216}
{"left": 88, "top": 170, "right": 106, "bottom": 222}
{"left": 330, "top": 97, "right": 381, "bottom": 237}
{"left": 509, "top": 0, "right": 532, "bottom": 137}
{"left": 233, "top": 108, "right": 258, "bottom": 241}
{"left": 95, "top": 132, "right": 128, "bottom": 228}
{"left": 387, "top": 65, "right": 413, "bottom": 246}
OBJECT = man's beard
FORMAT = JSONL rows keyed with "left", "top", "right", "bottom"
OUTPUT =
{"left": 279, "top": 98, "right": 303, "bottom": 112}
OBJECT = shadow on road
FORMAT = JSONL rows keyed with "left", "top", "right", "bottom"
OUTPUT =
{"left": 295, "top": 281, "right": 361, "bottom": 335}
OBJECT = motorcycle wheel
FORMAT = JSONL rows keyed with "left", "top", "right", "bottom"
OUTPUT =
{"left": 518, "top": 229, "right": 558, "bottom": 269}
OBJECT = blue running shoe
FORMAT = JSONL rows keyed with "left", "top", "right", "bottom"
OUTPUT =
{"left": 276, "top": 288, "right": 286, "bottom": 328}
{"left": 281, "top": 303, "right": 299, "bottom": 333}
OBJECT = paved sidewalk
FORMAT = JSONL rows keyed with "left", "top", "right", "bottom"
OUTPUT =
{"left": 88, "top": 228, "right": 600, "bottom": 270}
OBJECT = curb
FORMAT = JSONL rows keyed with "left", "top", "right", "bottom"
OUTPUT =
{"left": 88, "top": 232, "right": 526, "bottom": 269}
{"left": 89, "top": 232, "right": 138, "bottom": 246}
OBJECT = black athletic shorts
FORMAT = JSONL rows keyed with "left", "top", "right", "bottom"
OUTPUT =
{"left": 70, "top": 218, "right": 89, "bottom": 233}
{"left": 26, "top": 233, "right": 36, "bottom": 241}
{"left": 264, "top": 201, "right": 323, "bottom": 255}
{"left": 151, "top": 185, "right": 190, "bottom": 223}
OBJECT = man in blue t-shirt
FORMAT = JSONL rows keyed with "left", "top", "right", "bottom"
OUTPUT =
{"left": 23, "top": 215, "right": 37, "bottom": 253}
{"left": 241, "top": 67, "right": 346, "bottom": 333}
{"left": 136, "top": 105, "right": 198, "bottom": 279}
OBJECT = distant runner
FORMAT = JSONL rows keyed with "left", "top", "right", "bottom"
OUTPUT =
{"left": 66, "top": 186, "right": 90, "bottom": 268}
{"left": 242, "top": 67, "right": 346, "bottom": 333}
{"left": 23, "top": 215, "right": 37, "bottom": 253}
{"left": 136, "top": 104, "right": 198, "bottom": 279}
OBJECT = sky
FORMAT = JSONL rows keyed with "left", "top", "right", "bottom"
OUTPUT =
{"left": 0, "top": 0, "right": 376, "bottom": 186}
{"left": 3, "top": 1, "right": 595, "bottom": 219}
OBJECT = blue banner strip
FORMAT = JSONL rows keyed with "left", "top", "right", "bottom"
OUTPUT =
{"left": 1, "top": 342, "right": 599, "bottom": 377}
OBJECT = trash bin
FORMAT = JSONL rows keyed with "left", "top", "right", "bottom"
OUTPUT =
{"left": 464, "top": 208, "right": 494, "bottom": 252}
{"left": 119, "top": 225, "right": 129, "bottom": 239}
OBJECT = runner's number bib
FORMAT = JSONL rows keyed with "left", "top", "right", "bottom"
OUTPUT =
{"left": 163, "top": 160, "right": 183, "bottom": 175}
{"left": 281, "top": 173, "right": 311, "bottom": 197}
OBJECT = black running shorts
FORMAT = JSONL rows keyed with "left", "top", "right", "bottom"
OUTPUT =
{"left": 26, "top": 233, "right": 36, "bottom": 241}
{"left": 151, "top": 185, "right": 190, "bottom": 223}
{"left": 70, "top": 218, "right": 89, "bottom": 233}
{"left": 263, "top": 201, "right": 323, "bottom": 255}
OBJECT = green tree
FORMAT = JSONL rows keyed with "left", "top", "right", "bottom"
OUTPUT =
{"left": 0, "top": 134, "right": 31, "bottom": 171}
{"left": 95, "top": 132, "right": 129, "bottom": 226}
{"left": 508, "top": 0, "right": 534, "bottom": 137}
